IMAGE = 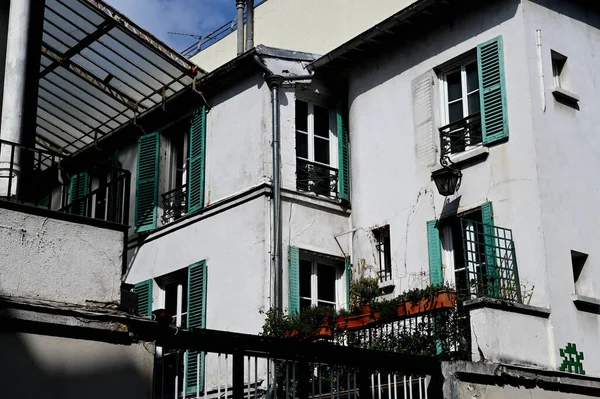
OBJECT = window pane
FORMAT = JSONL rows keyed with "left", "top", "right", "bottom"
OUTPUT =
{"left": 301, "top": 299, "right": 312, "bottom": 310}
{"left": 466, "top": 63, "right": 479, "bottom": 92}
{"left": 314, "top": 105, "right": 329, "bottom": 138}
{"left": 448, "top": 101, "right": 464, "bottom": 123}
{"left": 296, "top": 132, "right": 308, "bottom": 158}
{"left": 300, "top": 260, "right": 312, "bottom": 298}
{"left": 314, "top": 137, "right": 330, "bottom": 164}
{"left": 296, "top": 100, "right": 308, "bottom": 132}
{"left": 317, "top": 263, "right": 336, "bottom": 303}
{"left": 468, "top": 92, "right": 480, "bottom": 115}
{"left": 447, "top": 71, "right": 462, "bottom": 102}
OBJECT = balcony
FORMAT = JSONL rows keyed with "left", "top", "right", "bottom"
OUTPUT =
{"left": 161, "top": 184, "right": 188, "bottom": 224}
{"left": 460, "top": 220, "right": 522, "bottom": 303}
{"left": 0, "top": 139, "right": 131, "bottom": 225}
{"left": 439, "top": 113, "right": 482, "bottom": 156}
{"left": 296, "top": 159, "right": 339, "bottom": 199}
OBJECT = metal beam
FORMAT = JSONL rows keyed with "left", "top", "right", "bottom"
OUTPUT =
{"left": 80, "top": 0, "right": 201, "bottom": 75}
{"left": 40, "top": 42, "right": 144, "bottom": 111}
{"left": 40, "top": 19, "right": 113, "bottom": 79}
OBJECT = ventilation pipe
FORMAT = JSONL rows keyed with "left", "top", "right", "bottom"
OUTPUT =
{"left": 253, "top": 55, "right": 314, "bottom": 311}
{"left": 245, "top": 0, "right": 254, "bottom": 50}
{"left": 236, "top": 0, "right": 245, "bottom": 55}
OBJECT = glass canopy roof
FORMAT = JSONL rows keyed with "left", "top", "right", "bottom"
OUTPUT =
{"left": 38, "top": 0, "right": 203, "bottom": 156}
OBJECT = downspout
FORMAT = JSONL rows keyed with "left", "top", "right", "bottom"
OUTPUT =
{"left": 253, "top": 55, "right": 314, "bottom": 311}
{"left": 245, "top": 0, "right": 254, "bottom": 50}
{"left": 236, "top": 0, "right": 245, "bottom": 55}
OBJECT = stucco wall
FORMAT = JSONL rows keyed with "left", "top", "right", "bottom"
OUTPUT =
{"left": 522, "top": 0, "right": 600, "bottom": 377}
{"left": 0, "top": 332, "right": 154, "bottom": 399}
{"left": 0, "top": 207, "right": 124, "bottom": 305}
{"left": 191, "top": 0, "right": 417, "bottom": 72}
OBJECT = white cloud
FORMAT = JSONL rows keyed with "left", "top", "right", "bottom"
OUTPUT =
{"left": 104, "top": 0, "right": 233, "bottom": 51}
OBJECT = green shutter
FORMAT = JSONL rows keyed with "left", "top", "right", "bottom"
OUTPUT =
{"left": 481, "top": 202, "right": 499, "bottom": 298}
{"left": 38, "top": 194, "right": 50, "bottom": 209}
{"left": 134, "top": 132, "right": 159, "bottom": 232}
{"left": 68, "top": 171, "right": 89, "bottom": 216}
{"left": 427, "top": 220, "right": 443, "bottom": 286}
{"left": 107, "top": 151, "right": 122, "bottom": 223}
{"left": 336, "top": 100, "right": 350, "bottom": 202}
{"left": 345, "top": 257, "right": 352, "bottom": 310}
{"left": 289, "top": 246, "right": 300, "bottom": 315}
{"left": 477, "top": 36, "right": 508, "bottom": 144}
{"left": 132, "top": 280, "right": 152, "bottom": 317}
{"left": 186, "top": 261, "right": 207, "bottom": 394}
{"left": 188, "top": 106, "right": 207, "bottom": 214}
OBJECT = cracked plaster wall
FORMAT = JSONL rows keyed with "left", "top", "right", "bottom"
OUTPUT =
{"left": 0, "top": 208, "right": 123, "bottom": 305}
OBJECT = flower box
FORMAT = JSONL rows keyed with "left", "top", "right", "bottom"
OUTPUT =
{"left": 345, "top": 314, "right": 372, "bottom": 330}
{"left": 404, "top": 290, "right": 456, "bottom": 316}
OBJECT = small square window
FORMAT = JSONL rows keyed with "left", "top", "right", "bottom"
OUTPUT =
{"left": 571, "top": 250, "right": 590, "bottom": 296}
{"left": 551, "top": 50, "right": 568, "bottom": 89}
{"left": 373, "top": 226, "right": 392, "bottom": 283}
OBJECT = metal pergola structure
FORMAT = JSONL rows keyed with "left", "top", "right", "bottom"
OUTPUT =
{"left": 37, "top": 0, "right": 204, "bottom": 157}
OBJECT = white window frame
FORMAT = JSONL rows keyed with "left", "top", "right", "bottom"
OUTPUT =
{"left": 440, "top": 217, "right": 478, "bottom": 291}
{"left": 439, "top": 57, "right": 482, "bottom": 155}
{"left": 299, "top": 253, "right": 344, "bottom": 309}
{"left": 295, "top": 99, "right": 338, "bottom": 169}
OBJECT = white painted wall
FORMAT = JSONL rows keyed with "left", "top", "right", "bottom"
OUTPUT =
{"left": 0, "top": 207, "right": 124, "bottom": 305}
{"left": 342, "top": 0, "right": 600, "bottom": 372}
{"left": 191, "top": 0, "right": 418, "bottom": 72}
{"left": 522, "top": 0, "right": 600, "bottom": 377}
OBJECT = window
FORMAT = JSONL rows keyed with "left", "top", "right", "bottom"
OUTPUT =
{"left": 551, "top": 50, "right": 568, "bottom": 89}
{"left": 154, "top": 269, "right": 188, "bottom": 399}
{"left": 571, "top": 250, "right": 591, "bottom": 296}
{"left": 429, "top": 203, "right": 522, "bottom": 302}
{"left": 373, "top": 226, "right": 392, "bottom": 283}
{"left": 295, "top": 99, "right": 339, "bottom": 198}
{"left": 298, "top": 252, "right": 343, "bottom": 311}
{"left": 440, "top": 58, "right": 483, "bottom": 155}
{"left": 162, "top": 119, "right": 189, "bottom": 224}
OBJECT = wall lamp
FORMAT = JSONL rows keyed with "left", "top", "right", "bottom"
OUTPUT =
{"left": 432, "top": 156, "right": 462, "bottom": 196}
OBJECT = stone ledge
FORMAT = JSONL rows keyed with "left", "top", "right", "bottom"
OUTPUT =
{"left": 463, "top": 297, "right": 550, "bottom": 318}
{"left": 573, "top": 294, "right": 600, "bottom": 314}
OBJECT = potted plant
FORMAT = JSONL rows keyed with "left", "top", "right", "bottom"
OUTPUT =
{"left": 403, "top": 286, "right": 456, "bottom": 316}
{"left": 350, "top": 276, "right": 380, "bottom": 315}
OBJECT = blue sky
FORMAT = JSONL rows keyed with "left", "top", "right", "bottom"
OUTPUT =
{"left": 104, "top": 0, "right": 246, "bottom": 52}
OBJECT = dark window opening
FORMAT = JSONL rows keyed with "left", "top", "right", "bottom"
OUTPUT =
{"left": 373, "top": 226, "right": 392, "bottom": 283}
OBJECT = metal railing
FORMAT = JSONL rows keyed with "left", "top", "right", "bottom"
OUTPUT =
{"left": 460, "top": 220, "right": 522, "bottom": 303}
{"left": 150, "top": 328, "right": 441, "bottom": 399}
{"left": 59, "top": 169, "right": 131, "bottom": 225}
{"left": 296, "top": 159, "right": 339, "bottom": 199}
{"left": 0, "top": 139, "right": 64, "bottom": 206}
{"left": 439, "top": 113, "right": 482, "bottom": 156}
{"left": 162, "top": 184, "right": 188, "bottom": 224}
{"left": 333, "top": 307, "right": 470, "bottom": 361}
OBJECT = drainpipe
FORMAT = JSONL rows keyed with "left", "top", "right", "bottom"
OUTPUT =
{"left": 253, "top": 55, "right": 314, "bottom": 311}
{"left": 236, "top": 0, "right": 245, "bottom": 55}
{"left": 245, "top": 0, "right": 254, "bottom": 50}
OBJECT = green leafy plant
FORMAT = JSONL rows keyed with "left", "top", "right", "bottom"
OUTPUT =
{"left": 350, "top": 276, "right": 380, "bottom": 312}
{"left": 260, "top": 306, "right": 334, "bottom": 339}
{"left": 371, "top": 297, "right": 399, "bottom": 322}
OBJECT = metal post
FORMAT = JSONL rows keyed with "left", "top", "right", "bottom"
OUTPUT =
{"left": 266, "top": 75, "right": 284, "bottom": 311}
{"left": 245, "top": 0, "right": 254, "bottom": 50}
{"left": 297, "top": 361, "right": 310, "bottom": 399}
{"left": 358, "top": 368, "right": 372, "bottom": 399}
{"left": 236, "top": 0, "right": 245, "bottom": 55}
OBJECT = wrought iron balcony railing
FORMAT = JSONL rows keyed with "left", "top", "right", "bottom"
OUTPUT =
{"left": 460, "top": 220, "right": 522, "bottom": 303}
{"left": 296, "top": 158, "right": 339, "bottom": 199}
{"left": 439, "top": 112, "right": 482, "bottom": 156}
{"left": 161, "top": 184, "right": 187, "bottom": 224}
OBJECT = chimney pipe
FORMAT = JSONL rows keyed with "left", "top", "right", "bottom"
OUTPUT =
{"left": 236, "top": 0, "right": 245, "bottom": 55}
{"left": 245, "top": 0, "right": 254, "bottom": 50}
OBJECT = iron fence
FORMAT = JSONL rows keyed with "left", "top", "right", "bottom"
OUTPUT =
{"left": 460, "top": 220, "right": 522, "bottom": 303}
{"left": 149, "top": 328, "right": 441, "bottom": 399}
{"left": 438, "top": 113, "right": 482, "bottom": 156}
{"left": 296, "top": 159, "right": 339, "bottom": 199}
{"left": 162, "top": 184, "right": 188, "bottom": 224}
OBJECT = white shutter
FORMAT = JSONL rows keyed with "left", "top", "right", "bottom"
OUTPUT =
{"left": 412, "top": 71, "right": 437, "bottom": 167}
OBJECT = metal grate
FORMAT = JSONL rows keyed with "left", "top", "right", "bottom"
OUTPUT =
{"left": 438, "top": 113, "right": 482, "bottom": 156}
{"left": 460, "top": 220, "right": 522, "bottom": 303}
{"left": 161, "top": 184, "right": 188, "bottom": 224}
{"left": 296, "top": 159, "right": 339, "bottom": 199}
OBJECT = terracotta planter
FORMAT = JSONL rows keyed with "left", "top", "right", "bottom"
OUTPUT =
{"left": 397, "top": 302, "right": 407, "bottom": 317}
{"left": 345, "top": 314, "right": 371, "bottom": 330}
{"left": 361, "top": 303, "right": 372, "bottom": 315}
{"left": 335, "top": 316, "right": 348, "bottom": 329}
{"left": 284, "top": 330, "right": 298, "bottom": 338}
{"left": 317, "top": 326, "right": 333, "bottom": 337}
{"left": 373, "top": 311, "right": 381, "bottom": 320}
{"left": 404, "top": 290, "right": 456, "bottom": 316}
